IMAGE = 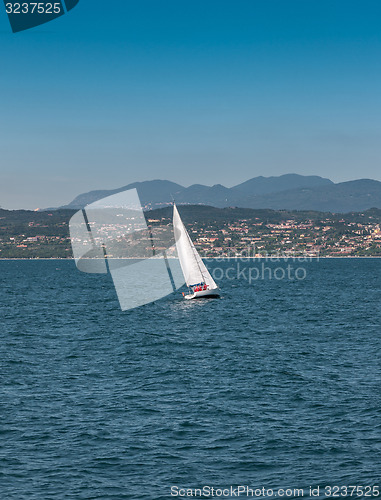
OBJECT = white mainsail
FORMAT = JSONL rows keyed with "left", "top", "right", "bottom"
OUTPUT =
{"left": 173, "top": 204, "right": 218, "bottom": 290}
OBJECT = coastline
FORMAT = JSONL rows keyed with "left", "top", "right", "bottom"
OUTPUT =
{"left": 1, "top": 256, "right": 381, "bottom": 261}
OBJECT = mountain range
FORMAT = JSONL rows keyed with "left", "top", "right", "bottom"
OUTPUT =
{"left": 59, "top": 174, "right": 381, "bottom": 213}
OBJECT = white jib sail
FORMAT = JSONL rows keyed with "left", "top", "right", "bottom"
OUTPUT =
{"left": 173, "top": 204, "right": 218, "bottom": 290}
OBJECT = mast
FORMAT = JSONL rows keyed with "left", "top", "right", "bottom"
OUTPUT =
{"left": 182, "top": 213, "right": 207, "bottom": 284}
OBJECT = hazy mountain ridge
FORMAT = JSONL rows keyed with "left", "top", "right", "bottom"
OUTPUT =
{"left": 232, "top": 173, "right": 333, "bottom": 194}
{"left": 59, "top": 174, "right": 381, "bottom": 213}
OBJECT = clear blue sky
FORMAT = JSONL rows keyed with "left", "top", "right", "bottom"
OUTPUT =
{"left": 1, "top": 0, "right": 381, "bottom": 209}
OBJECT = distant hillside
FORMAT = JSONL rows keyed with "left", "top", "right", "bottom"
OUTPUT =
{"left": 241, "top": 179, "right": 381, "bottom": 212}
{"left": 146, "top": 205, "right": 381, "bottom": 225}
{"left": 232, "top": 173, "right": 333, "bottom": 194}
{"left": 1, "top": 206, "right": 381, "bottom": 258}
{"left": 64, "top": 180, "right": 183, "bottom": 210}
{"left": 58, "top": 174, "right": 381, "bottom": 213}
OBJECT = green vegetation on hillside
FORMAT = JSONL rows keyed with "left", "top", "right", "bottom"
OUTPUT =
{"left": 1, "top": 206, "right": 381, "bottom": 258}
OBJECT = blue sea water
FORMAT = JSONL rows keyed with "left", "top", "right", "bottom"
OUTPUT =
{"left": 0, "top": 259, "right": 380, "bottom": 499}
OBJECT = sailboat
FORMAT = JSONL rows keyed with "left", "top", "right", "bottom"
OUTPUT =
{"left": 173, "top": 204, "right": 220, "bottom": 300}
